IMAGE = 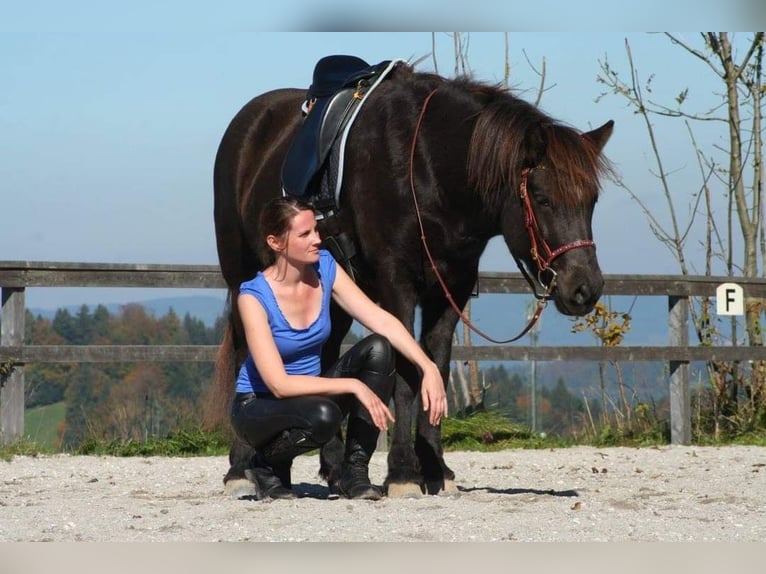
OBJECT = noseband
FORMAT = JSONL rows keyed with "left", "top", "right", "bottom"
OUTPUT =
{"left": 515, "top": 167, "right": 596, "bottom": 301}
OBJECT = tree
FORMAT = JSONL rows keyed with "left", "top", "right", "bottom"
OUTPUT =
{"left": 24, "top": 311, "right": 71, "bottom": 407}
{"left": 52, "top": 308, "right": 76, "bottom": 343}
{"left": 108, "top": 363, "right": 167, "bottom": 442}
{"left": 26, "top": 302, "right": 224, "bottom": 447}
{"left": 544, "top": 377, "right": 585, "bottom": 437}
{"left": 158, "top": 308, "right": 183, "bottom": 344}
{"left": 112, "top": 303, "right": 159, "bottom": 344}
{"left": 73, "top": 305, "right": 93, "bottom": 344}
{"left": 597, "top": 33, "right": 765, "bottom": 436}
{"left": 61, "top": 364, "right": 110, "bottom": 447}
{"left": 183, "top": 313, "right": 209, "bottom": 344}
{"left": 91, "top": 305, "right": 111, "bottom": 342}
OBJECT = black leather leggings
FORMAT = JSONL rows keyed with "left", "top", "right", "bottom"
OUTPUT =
{"left": 230, "top": 334, "right": 395, "bottom": 451}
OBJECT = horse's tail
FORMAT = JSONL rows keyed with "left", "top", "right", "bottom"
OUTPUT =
{"left": 202, "top": 291, "right": 241, "bottom": 434}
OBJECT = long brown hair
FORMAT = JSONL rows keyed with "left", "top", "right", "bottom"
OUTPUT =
{"left": 256, "top": 196, "right": 316, "bottom": 266}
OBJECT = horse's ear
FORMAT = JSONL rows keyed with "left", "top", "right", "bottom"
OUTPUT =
{"left": 582, "top": 120, "right": 614, "bottom": 152}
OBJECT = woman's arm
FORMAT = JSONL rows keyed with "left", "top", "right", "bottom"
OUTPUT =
{"left": 238, "top": 293, "right": 394, "bottom": 430}
{"left": 330, "top": 265, "right": 448, "bottom": 425}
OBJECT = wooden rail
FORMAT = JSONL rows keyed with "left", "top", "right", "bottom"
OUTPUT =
{"left": 3, "top": 260, "right": 766, "bottom": 446}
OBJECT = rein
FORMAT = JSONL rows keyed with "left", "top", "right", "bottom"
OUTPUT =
{"left": 408, "top": 89, "right": 595, "bottom": 344}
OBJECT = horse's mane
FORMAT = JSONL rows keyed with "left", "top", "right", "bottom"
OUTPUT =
{"left": 390, "top": 64, "right": 611, "bottom": 211}
{"left": 440, "top": 77, "right": 613, "bottom": 211}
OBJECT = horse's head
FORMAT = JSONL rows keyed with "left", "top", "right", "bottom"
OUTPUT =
{"left": 497, "top": 120, "right": 614, "bottom": 316}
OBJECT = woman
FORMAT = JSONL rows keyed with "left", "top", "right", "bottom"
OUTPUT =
{"left": 230, "top": 196, "right": 447, "bottom": 501}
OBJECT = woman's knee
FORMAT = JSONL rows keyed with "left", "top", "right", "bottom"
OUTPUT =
{"left": 305, "top": 399, "right": 344, "bottom": 444}
{"left": 356, "top": 333, "right": 395, "bottom": 374}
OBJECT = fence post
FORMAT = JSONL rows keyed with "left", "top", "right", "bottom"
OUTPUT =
{"left": 1, "top": 287, "right": 26, "bottom": 445}
{"left": 668, "top": 295, "right": 691, "bottom": 444}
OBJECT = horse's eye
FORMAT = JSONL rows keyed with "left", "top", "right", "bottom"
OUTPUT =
{"left": 535, "top": 195, "right": 551, "bottom": 208}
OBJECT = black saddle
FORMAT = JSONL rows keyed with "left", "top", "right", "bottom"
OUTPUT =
{"left": 281, "top": 55, "right": 392, "bottom": 205}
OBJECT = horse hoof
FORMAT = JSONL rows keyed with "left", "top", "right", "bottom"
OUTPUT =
{"left": 224, "top": 478, "right": 256, "bottom": 499}
{"left": 386, "top": 482, "right": 423, "bottom": 499}
{"left": 439, "top": 479, "right": 460, "bottom": 497}
{"left": 424, "top": 478, "right": 460, "bottom": 496}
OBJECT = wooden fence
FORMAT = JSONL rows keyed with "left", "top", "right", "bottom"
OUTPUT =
{"left": 3, "top": 260, "right": 766, "bottom": 446}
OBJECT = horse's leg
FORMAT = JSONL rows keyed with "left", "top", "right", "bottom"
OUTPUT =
{"left": 223, "top": 437, "right": 258, "bottom": 498}
{"left": 385, "top": 360, "right": 426, "bottom": 497}
{"left": 416, "top": 283, "right": 474, "bottom": 495}
{"left": 376, "top": 286, "right": 422, "bottom": 497}
{"left": 219, "top": 304, "right": 259, "bottom": 498}
{"left": 318, "top": 301, "right": 353, "bottom": 489}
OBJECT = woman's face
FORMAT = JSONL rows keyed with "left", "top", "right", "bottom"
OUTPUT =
{"left": 273, "top": 208, "right": 321, "bottom": 264}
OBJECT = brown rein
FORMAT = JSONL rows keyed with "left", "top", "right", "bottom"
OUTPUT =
{"left": 408, "top": 88, "right": 595, "bottom": 344}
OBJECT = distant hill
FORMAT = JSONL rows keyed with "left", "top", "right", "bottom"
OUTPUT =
{"left": 27, "top": 292, "right": 673, "bottom": 348}
{"left": 29, "top": 295, "right": 228, "bottom": 327}
{"left": 27, "top": 291, "right": 669, "bottom": 345}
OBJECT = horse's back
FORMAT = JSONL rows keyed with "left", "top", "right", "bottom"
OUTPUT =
{"left": 213, "top": 88, "right": 305, "bottom": 289}
{"left": 214, "top": 88, "right": 305, "bottom": 200}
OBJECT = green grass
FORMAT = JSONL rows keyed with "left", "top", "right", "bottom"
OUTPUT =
{"left": 720, "top": 433, "right": 766, "bottom": 447}
{"left": 24, "top": 401, "right": 66, "bottom": 447}
{"left": 1, "top": 427, "right": 231, "bottom": 461}
{"left": 5, "top": 407, "right": 766, "bottom": 462}
{"left": 441, "top": 411, "right": 570, "bottom": 450}
{"left": 4, "top": 402, "right": 230, "bottom": 460}
{"left": 75, "top": 428, "right": 231, "bottom": 457}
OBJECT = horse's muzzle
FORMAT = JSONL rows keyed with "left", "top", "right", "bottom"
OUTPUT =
{"left": 552, "top": 268, "right": 604, "bottom": 316}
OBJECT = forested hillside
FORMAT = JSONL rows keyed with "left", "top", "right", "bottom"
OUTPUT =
{"left": 22, "top": 303, "right": 674, "bottom": 448}
{"left": 24, "top": 304, "right": 224, "bottom": 448}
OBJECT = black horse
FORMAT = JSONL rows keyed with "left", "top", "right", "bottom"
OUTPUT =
{"left": 207, "top": 59, "right": 613, "bottom": 497}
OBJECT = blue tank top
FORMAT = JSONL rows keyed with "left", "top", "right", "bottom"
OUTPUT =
{"left": 235, "top": 249, "right": 337, "bottom": 394}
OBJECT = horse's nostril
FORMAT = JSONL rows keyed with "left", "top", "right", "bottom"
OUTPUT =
{"left": 574, "top": 284, "right": 591, "bottom": 306}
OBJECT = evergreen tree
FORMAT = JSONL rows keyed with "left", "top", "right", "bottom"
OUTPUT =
{"left": 52, "top": 308, "right": 76, "bottom": 342}
{"left": 91, "top": 305, "right": 111, "bottom": 342}
{"left": 183, "top": 313, "right": 210, "bottom": 344}
{"left": 73, "top": 305, "right": 93, "bottom": 344}
{"left": 158, "top": 308, "right": 183, "bottom": 344}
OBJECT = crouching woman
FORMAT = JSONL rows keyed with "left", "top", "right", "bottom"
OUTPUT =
{"left": 230, "top": 197, "right": 447, "bottom": 500}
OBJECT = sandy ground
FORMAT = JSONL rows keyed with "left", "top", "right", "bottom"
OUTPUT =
{"left": 1, "top": 445, "right": 765, "bottom": 542}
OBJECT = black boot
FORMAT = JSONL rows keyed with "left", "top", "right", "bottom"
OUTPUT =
{"left": 245, "top": 452, "right": 295, "bottom": 500}
{"left": 246, "top": 428, "right": 322, "bottom": 500}
{"left": 338, "top": 418, "right": 383, "bottom": 500}
{"left": 324, "top": 336, "right": 395, "bottom": 500}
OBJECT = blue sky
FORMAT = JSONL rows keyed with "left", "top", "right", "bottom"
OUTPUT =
{"left": 2, "top": 4, "right": 764, "bottom": 310}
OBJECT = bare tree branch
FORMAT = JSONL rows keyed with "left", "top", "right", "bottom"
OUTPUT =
{"left": 431, "top": 32, "right": 439, "bottom": 75}
{"left": 664, "top": 33, "right": 723, "bottom": 77}
{"left": 503, "top": 32, "right": 510, "bottom": 88}
{"left": 522, "top": 49, "right": 553, "bottom": 105}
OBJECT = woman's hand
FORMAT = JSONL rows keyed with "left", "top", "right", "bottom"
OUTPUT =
{"left": 420, "top": 363, "right": 448, "bottom": 426}
{"left": 353, "top": 380, "right": 396, "bottom": 432}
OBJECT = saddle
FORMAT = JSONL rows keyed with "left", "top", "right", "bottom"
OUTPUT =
{"left": 280, "top": 55, "right": 401, "bottom": 279}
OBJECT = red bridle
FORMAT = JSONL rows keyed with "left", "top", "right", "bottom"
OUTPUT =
{"left": 516, "top": 167, "right": 596, "bottom": 301}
